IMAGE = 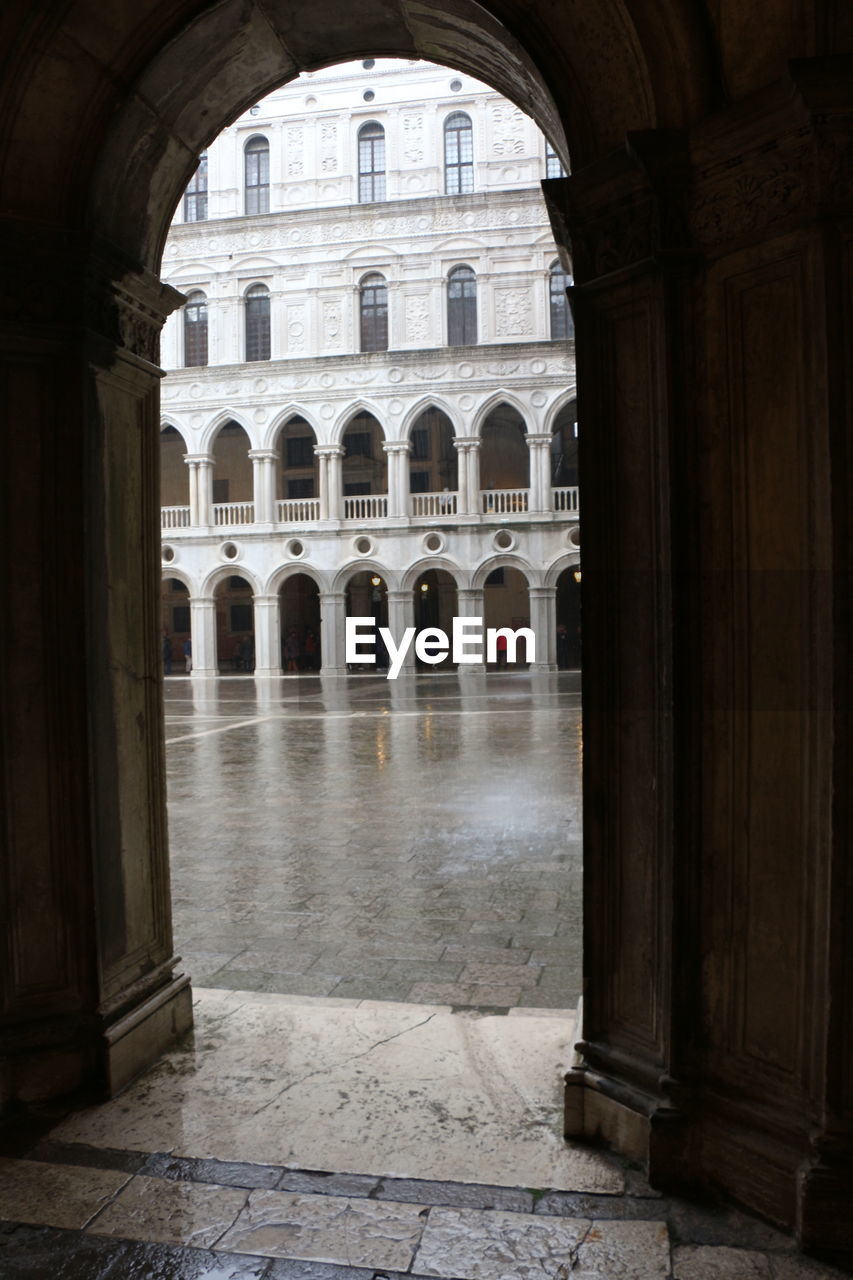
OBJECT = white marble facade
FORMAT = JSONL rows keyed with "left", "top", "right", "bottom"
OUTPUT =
{"left": 159, "top": 59, "right": 579, "bottom": 677}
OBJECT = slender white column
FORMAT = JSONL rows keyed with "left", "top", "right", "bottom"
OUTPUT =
{"left": 186, "top": 454, "right": 214, "bottom": 526}
{"left": 315, "top": 449, "right": 330, "bottom": 520}
{"left": 327, "top": 448, "right": 344, "bottom": 520}
{"left": 466, "top": 440, "right": 481, "bottom": 514}
{"left": 383, "top": 442, "right": 411, "bottom": 518}
{"left": 456, "top": 587, "right": 486, "bottom": 674}
{"left": 249, "top": 451, "right": 269, "bottom": 523}
{"left": 266, "top": 453, "right": 278, "bottom": 522}
{"left": 454, "top": 441, "right": 470, "bottom": 514}
{"left": 186, "top": 457, "right": 200, "bottom": 525}
{"left": 252, "top": 594, "right": 282, "bottom": 677}
{"left": 386, "top": 590, "right": 416, "bottom": 673}
{"left": 319, "top": 591, "right": 346, "bottom": 673}
{"left": 526, "top": 433, "right": 552, "bottom": 513}
{"left": 189, "top": 597, "right": 218, "bottom": 677}
{"left": 528, "top": 586, "right": 557, "bottom": 670}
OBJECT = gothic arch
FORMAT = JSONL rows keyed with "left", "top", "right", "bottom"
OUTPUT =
{"left": 200, "top": 410, "right": 256, "bottom": 455}
{"left": 160, "top": 417, "right": 189, "bottom": 449}
{"left": 266, "top": 408, "right": 322, "bottom": 451}
{"left": 332, "top": 401, "right": 388, "bottom": 446}
{"left": 543, "top": 390, "right": 579, "bottom": 436}
{"left": 400, "top": 398, "right": 462, "bottom": 442}
{"left": 472, "top": 392, "right": 530, "bottom": 439}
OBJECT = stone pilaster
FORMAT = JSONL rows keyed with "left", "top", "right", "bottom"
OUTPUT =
{"left": 0, "top": 228, "right": 192, "bottom": 1103}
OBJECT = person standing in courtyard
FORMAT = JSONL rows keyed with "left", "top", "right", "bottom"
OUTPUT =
{"left": 183, "top": 636, "right": 192, "bottom": 673}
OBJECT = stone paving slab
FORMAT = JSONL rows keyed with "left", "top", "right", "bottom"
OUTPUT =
{"left": 165, "top": 677, "right": 584, "bottom": 1011}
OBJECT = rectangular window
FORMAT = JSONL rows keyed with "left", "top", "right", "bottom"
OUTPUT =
{"left": 184, "top": 152, "right": 208, "bottom": 222}
{"left": 545, "top": 142, "right": 566, "bottom": 179}
{"left": 286, "top": 437, "right": 315, "bottom": 468}
{"left": 410, "top": 471, "right": 431, "bottom": 493}
{"left": 344, "top": 482, "right": 371, "bottom": 496}
{"left": 358, "top": 128, "right": 386, "bottom": 203}
{"left": 212, "top": 479, "right": 229, "bottom": 504}
{"left": 287, "top": 477, "right": 315, "bottom": 499}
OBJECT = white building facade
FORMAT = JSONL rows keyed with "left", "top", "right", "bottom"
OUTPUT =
{"left": 159, "top": 59, "right": 580, "bottom": 676}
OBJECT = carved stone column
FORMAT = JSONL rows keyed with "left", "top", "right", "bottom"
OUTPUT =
{"left": 383, "top": 441, "right": 411, "bottom": 518}
{"left": 527, "top": 586, "right": 557, "bottom": 669}
{"left": 319, "top": 591, "right": 346, "bottom": 674}
{"left": 189, "top": 597, "right": 218, "bottom": 677}
{"left": 454, "top": 438, "right": 481, "bottom": 515}
{"left": 0, "top": 232, "right": 192, "bottom": 1104}
{"left": 386, "top": 590, "right": 416, "bottom": 673}
{"left": 455, "top": 587, "right": 486, "bottom": 675}
{"left": 252, "top": 595, "right": 281, "bottom": 677}
{"left": 526, "top": 432, "right": 552, "bottom": 512}
{"left": 185, "top": 453, "right": 214, "bottom": 526}
{"left": 249, "top": 450, "right": 277, "bottom": 523}
{"left": 317, "top": 447, "right": 344, "bottom": 521}
{"left": 453, "top": 438, "right": 470, "bottom": 514}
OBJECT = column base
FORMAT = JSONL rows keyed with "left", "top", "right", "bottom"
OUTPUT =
{"left": 458, "top": 663, "right": 487, "bottom": 675}
{"left": 101, "top": 974, "right": 193, "bottom": 1096}
{"left": 564, "top": 1065, "right": 691, "bottom": 1185}
{"left": 320, "top": 665, "right": 347, "bottom": 676}
{"left": 190, "top": 668, "right": 219, "bottom": 679}
{"left": 0, "top": 974, "right": 193, "bottom": 1108}
{"left": 253, "top": 667, "right": 283, "bottom": 679}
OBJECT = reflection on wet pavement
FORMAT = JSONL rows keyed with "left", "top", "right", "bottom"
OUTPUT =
{"left": 165, "top": 672, "right": 582, "bottom": 1010}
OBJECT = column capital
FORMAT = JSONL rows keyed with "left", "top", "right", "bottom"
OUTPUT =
{"left": 183, "top": 452, "right": 214, "bottom": 465}
{"left": 453, "top": 436, "right": 481, "bottom": 451}
{"left": 528, "top": 585, "right": 556, "bottom": 599}
{"left": 248, "top": 449, "right": 279, "bottom": 462}
{"left": 314, "top": 445, "right": 344, "bottom": 459}
{"left": 382, "top": 440, "right": 412, "bottom": 455}
{"left": 526, "top": 432, "right": 552, "bottom": 447}
{"left": 251, "top": 595, "right": 279, "bottom": 606}
{"left": 319, "top": 591, "right": 346, "bottom": 605}
{"left": 386, "top": 589, "right": 413, "bottom": 603}
{"left": 188, "top": 596, "right": 216, "bottom": 607}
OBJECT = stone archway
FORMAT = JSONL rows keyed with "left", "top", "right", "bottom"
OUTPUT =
{"left": 3, "top": 0, "right": 852, "bottom": 1256}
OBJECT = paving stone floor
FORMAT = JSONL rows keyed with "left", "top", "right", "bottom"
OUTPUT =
{"left": 164, "top": 672, "right": 583, "bottom": 1011}
{"left": 0, "top": 990, "right": 847, "bottom": 1280}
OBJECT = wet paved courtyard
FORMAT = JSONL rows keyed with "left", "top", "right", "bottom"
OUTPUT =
{"left": 165, "top": 671, "right": 583, "bottom": 1010}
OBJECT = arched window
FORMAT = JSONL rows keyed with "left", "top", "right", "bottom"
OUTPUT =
{"left": 183, "top": 290, "right": 208, "bottom": 367}
{"left": 359, "top": 273, "right": 388, "bottom": 352}
{"left": 549, "top": 261, "right": 574, "bottom": 340}
{"left": 447, "top": 265, "right": 477, "bottom": 346}
{"left": 545, "top": 141, "right": 566, "bottom": 179}
{"left": 358, "top": 122, "right": 386, "bottom": 203}
{"left": 444, "top": 112, "right": 474, "bottom": 195}
{"left": 245, "top": 283, "right": 270, "bottom": 361}
{"left": 244, "top": 136, "right": 269, "bottom": 215}
{"left": 184, "top": 150, "right": 208, "bottom": 222}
